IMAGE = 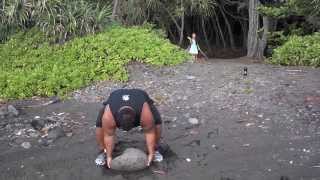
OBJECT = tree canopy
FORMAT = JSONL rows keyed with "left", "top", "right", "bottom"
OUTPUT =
{"left": 1, "top": 0, "right": 319, "bottom": 58}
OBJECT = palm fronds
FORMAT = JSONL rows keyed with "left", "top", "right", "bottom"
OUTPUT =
{"left": 0, "top": 0, "right": 112, "bottom": 43}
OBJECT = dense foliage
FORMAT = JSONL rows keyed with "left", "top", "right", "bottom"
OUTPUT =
{"left": 258, "top": 0, "right": 320, "bottom": 18}
{"left": 0, "top": 26, "right": 189, "bottom": 99}
{"left": 258, "top": 0, "right": 320, "bottom": 65}
{"left": 269, "top": 33, "right": 320, "bottom": 67}
{"left": 0, "top": 0, "right": 112, "bottom": 43}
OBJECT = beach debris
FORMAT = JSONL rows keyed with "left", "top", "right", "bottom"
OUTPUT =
{"left": 186, "top": 75, "right": 196, "bottom": 80}
{"left": 243, "top": 67, "right": 248, "bottom": 76}
{"left": 302, "top": 148, "right": 311, "bottom": 153}
{"left": 152, "top": 170, "right": 166, "bottom": 175}
{"left": 211, "top": 144, "right": 218, "bottom": 150}
{"left": 21, "top": 142, "right": 31, "bottom": 149}
{"left": 66, "top": 132, "right": 73, "bottom": 137}
{"left": 188, "top": 118, "right": 199, "bottom": 125}
{"left": 245, "top": 123, "right": 255, "bottom": 127}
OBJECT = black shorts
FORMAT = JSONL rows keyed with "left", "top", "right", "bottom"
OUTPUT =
{"left": 95, "top": 102, "right": 162, "bottom": 128}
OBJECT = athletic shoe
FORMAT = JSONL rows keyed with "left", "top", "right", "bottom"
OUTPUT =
{"left": 153, "top": 150, "right": 163, "bottom": 162}
{"left": 95, "top": 152, "right": 106, "bottom": 166}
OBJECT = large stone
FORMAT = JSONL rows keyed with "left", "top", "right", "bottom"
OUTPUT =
{"left": 0, "top": 105, "right": 8, "bottom": 118}
{"left": 8, "top": 105, "right": 19, "bottom": 117}
{"left": 157, "top": 142, "right": 170, "bottom": 155}
{"left": 0, "top": 105, "right": 19, "bottom": 118}
{"left": 31, "top": 119, "right": 46, "bottom": 130}
{"left": 111, "top": 148, "right": 147, "bottom": 171}
{"left": 47, "top": 126, "right": 65, "bottom": 140}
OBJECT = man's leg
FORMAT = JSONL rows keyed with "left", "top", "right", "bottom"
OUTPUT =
{"left": 96, "top": 106, "right": 106, "bottom": 151}
{"left": 155, "top": 124, "right": 162, "bottom": 147}
{"left": 148, "top": 102, "right": 162, "bottom": 148}
{"left": 96, "top": 128, "right": 104, "bottom": 151}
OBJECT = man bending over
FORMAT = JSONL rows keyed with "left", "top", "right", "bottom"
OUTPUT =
{"left": 95, "top": 89, "right": 163, "bottom": 168}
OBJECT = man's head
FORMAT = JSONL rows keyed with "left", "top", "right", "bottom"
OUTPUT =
{"left": 117, "top": 106, "right": 136, "bottom": 131}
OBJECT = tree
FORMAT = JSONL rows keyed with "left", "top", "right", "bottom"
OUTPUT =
{"left": 247, "top": 0, "right": 269, "bottom": 59}
{"left": 111, "top": 0, "right": 119, "bottom": 21}
{"left": 142, "top": 0, "right": 216, "bottom": 45}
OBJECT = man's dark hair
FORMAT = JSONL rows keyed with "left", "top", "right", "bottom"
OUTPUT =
{"left": 117, "top": 106, "right": 136, "bottom": 131}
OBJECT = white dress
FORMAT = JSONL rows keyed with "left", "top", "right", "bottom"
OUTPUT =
{"left": 189, "top": 39, "right": 198, "bottom": 55}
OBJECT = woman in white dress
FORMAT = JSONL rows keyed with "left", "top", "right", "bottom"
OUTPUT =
{"left": 187, "top": 33, "right": 199, "bottom": 62}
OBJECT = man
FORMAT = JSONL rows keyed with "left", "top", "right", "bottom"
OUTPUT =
{"left": 95, "top": 89, "right": 163, "bottom": 168}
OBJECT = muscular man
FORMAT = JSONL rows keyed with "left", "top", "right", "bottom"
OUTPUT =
{"left": 95, "top": 89, "right": 163, "bottom": 168}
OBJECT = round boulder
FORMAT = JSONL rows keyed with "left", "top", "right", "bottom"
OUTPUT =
{"left": 111, "top": 148, "right": 147, "bottom": 171}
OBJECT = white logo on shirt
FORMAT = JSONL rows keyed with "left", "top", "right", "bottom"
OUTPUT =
{"left": 122, "top": 95, "right": 130, "bottom": 101}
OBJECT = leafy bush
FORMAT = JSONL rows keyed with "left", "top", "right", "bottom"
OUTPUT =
{"left": 0, "top": 26, "right": 189, "bottom": 99}
{"left": 258, "top": 5, "right": 290, "bottom": 18}
{"left": 269, "top": 33, "right": 320, "bottom": 67}
{"left": 267, "top": 31, "right": 289, "bottom": 49}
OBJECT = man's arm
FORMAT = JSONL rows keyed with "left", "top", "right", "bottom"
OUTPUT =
{"left": 141, "top": 102, "right": 156, "bottom": 166}
{"left": 102, "top": 105, "right": 116, "bottom": 168}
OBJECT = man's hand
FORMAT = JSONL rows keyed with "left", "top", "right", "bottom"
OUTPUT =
{"left": 147, "top": 153, "right": 154, "bottom": 166}
{"left": 107, "top": 156, "right": 112, "bottom": 169}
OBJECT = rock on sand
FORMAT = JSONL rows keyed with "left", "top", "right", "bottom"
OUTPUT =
{"left": 111, "top": 148, "right": 147, "bottom": 171}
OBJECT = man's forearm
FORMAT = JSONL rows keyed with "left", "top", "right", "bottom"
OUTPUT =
{"left": 104, "top": 135, "right": 114, "bottom": 158}
{"left": 145, "top": 129, "right": 156, "bottom": 156}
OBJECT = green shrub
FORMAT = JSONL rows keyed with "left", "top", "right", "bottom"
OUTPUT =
{"left": 0, "top": 26, "right": 189, "bottom": 99}
{"left": 267, "top": 31, "right": 289, "bottom": 49}
{"left": 269, "top": 33, "right": 320, "bottom": 67}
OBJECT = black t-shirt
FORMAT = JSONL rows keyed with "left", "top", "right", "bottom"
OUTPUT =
{"left": 103, "top": 89, "right": 153, "bottom": 127}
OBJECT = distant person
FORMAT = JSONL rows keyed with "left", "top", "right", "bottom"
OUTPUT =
{"left": 94, "top": 89, "right": 163, "bottom": 168}
{"left": 187, "top": 33, "right": 199, "bottom": 62}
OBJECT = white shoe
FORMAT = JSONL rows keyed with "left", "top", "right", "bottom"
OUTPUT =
{"left": 95, "top": 152, "right": 106, "bottom": 166}
{"left": 153, "top": 151, "right": 163, "bottom": 162}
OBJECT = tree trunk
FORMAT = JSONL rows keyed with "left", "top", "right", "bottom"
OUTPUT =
{"left": 218, "top": 4, "right": 236, "bottom": 49}
{"left": 256, "top": 16, "right": 269, "bottom": 58}
{"left": 111, "top": 0, "right": 119, "bottom": 21}
{"left": 247, "top": 0, "right": 269, "bottom": 60}
{"left": 214, "top": 12, "right": 227, "bottom": 48}
{"left": 210, "top": 18, "right": 221, "bottom": 47}
{"left": 179, "top": 0, "right": 185, "bottom": 45}
{"left": 201, "top": 18, "right": 211, "bottom": 52}
{"left": 269, "top": 18, "right": 277, "bottom": 32}
{"left": 168, "top": 25, "right": 177, "bottom": 43}
{"left": 241, "top": 21, "right": 248, "bottom": 49}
